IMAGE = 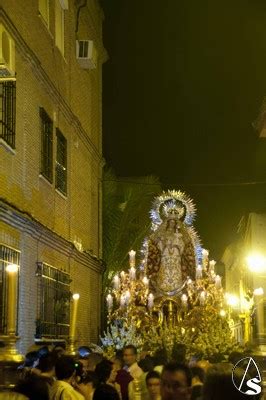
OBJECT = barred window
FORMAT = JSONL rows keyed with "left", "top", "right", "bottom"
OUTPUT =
{"left": 40, "top": 107, "right": 53, "bottom": 182}
{"left": 36, "top": 262, "right": 71, "bottom": 338}
{"left": 0, "top": 244, "right": 20, "bottom": 334}
{"left": 0, "top": 81, "right": 16, "bottom": 149}
{"left": 56, "top": 129, "right": 67, "bottom": 195}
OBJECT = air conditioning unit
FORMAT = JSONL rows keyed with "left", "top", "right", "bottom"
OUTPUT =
{"left": 0, "top": 24, "right": 15, "bottom": 80}
{"left": 76, "top": 40, "right": 97, "bottom": 70}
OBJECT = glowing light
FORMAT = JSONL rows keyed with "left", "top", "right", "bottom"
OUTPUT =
{"left": 254, "top": 287, "right": 264, "bottom": 296}
{"left": 220, "top": 309, "right": 226, "bottom": 317}
{"left": 246, "top": 253, "right": 266, "bottom": 273}
{"left": 73, "top": 293, "right": 80, "bottom": 300}
{"left": 6, "top": 264, "right": 19, "bottom": 273}
{"left": 226, "top": 293, "right": 239, "bottom": 308}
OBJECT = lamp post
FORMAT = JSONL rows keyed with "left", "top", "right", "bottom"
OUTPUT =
{"left": 246, "top": 253, "right": 266, "bottom": 346}
{"left": 66, "top": 293, "right": 80, "bottom": 355}
{"left": 0, "top": 264, "right": 24, "bottom": 389}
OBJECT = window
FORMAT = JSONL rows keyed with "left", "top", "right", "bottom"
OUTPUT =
{"left": 40, "top": 107, "right": 53, "bottom": 182}
{"left": 0, "top": 244, "right": 20, "bottom": 334}
{"left": 0, "top": 81, "right": 16, "bottom": 149}
{"left": 38, "top": 0, "right": 49, "bottom": 26}
{"left": 36, "top": 262, "right": 71, "bottom": 338}
{"left": 56, "top": 129, "right": 67, "bottom": 195}
{"left": 55, "top": 0, "right": 68, "bottom": 55}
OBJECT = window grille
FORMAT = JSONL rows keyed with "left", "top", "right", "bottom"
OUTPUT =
{"left": 56, "top": 129, "right": 67, "bottom": 195}
{"left": 0, "top": 81, "right": 16, "bottom": 149}
{"left": 0, "top": 244, "right": 20, "bottom": 334}
{"left": 35, "top": 262, "right": 71, "bottom": 338}
{"left": 40, "top": 107, "right": 53, "bottom": 182}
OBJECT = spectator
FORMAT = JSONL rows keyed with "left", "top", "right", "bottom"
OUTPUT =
{"left": 14, "top": 374, "right": 50, "bottom": 400}
{"left": 50, "top": 355, "right": 84, "bottom": 399}
{"left": 161, "top": 362, "right": 192, "bottom": 400}
{"left": 77, "top": 371, "right": 98, "bottom": 400}
{"left": 113, "top": 356, "right": 133, "bottom": 400}
{"left": 146, "top": 370, "right": 161, "bottom": 400}
{"left": 123, "top": 345, "right": 143, "bottom": 380}
{"left": 95, "top": 359, "right": 121, "bottom": 398}
{"left": 190, "top": 366, "right": 205, "bottom": 400}
{"left": 86, "top": 353, "right": 103, "bottom": 372}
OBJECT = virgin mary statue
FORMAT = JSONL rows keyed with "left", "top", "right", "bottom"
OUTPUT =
{"left": 146, "top": 205, "right": 196, "bottom": 297}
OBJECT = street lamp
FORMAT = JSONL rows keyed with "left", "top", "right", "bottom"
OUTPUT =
{"left": 246, "top": 253, "right": 266, "bottom": 273}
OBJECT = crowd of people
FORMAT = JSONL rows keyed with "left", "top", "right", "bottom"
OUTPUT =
{"left": 0, "top": 344, "right": 263, "bottom": 400}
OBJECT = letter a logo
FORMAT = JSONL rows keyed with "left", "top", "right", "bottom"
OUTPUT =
{"left": 232, "top": 357, "right": 262, "bottom": 395}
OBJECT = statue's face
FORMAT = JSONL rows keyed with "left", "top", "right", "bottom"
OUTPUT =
{"left": 167, "top": 219, "right": 176, "bottom": 229}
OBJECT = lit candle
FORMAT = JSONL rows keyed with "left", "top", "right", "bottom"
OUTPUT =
{"left": 209, "top": 260, "right": 216, "bottom": 272}
{"left": 120, "top": 294, "right": 126, "bottom": 308}
{"left": 129, "top": 266, "right": 136, "bottom": 280}
{"left": 196, "top": 265, "right": 202, "bottom": 280}
{"left": 129, "top": 250, "right": 136, "bottom": 267}
{"left": 215, "top": 275, "right": 222, "bottom": 289}
{"left": 202, "top": 249, "right": 209, "bottom": 266}
{"left": 148, "top": 293, "right": 154, "bottom": 309}
{"left": 106, "top": 294, "right": 113, "bottom": 311}
{"left": 125, "top": 290, "right": 131, "bottom": 305}
{"left": 181, "top": 294, "right": 188, "bottom": 308}
{"left": 142, "top": 276, "right": 149, "bottom": 286}
{"left": 120, "top": 271, "right": 126, "bottom": 282}
{"left": 6, "top": 264, "right": 19, "bottom": 335}
{"left": 70, "top": 293, "right": 80, "bottom": 339}
{"left": 200, "top": 291, "right": 206, "bottom": 305}
{"left": 113, "top": 275, "right": 120, "bottom": 290}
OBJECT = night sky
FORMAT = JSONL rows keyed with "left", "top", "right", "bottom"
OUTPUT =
{"left": 101, "top": 0, "right": 266, "bottom": 259}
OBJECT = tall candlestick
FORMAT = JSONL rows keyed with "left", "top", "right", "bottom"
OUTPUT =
{"left": 200, "top": 291, "right": 206, "bottom": 305}
{"left": 181, "top": 294, "right": 188, "bottom": 308}
{"left": 215, "top": 275, "right": 222, "bottom": 289}
{"left": 142, "top": 276, "right": 149, "bottom": 286}
{"left": 120, "top": 294, "right": 126, "bottom": 308}
{"left": 106, "top": 294, "right": 113, "bottom": 311}
{"left": 202, "top": 249, "right": 209, "bottom": 267}
{"left": 113, "top": 275, "right": 120, "bottom": 290}
{"left": 196, "top": 265, "right": 202, "bottom": 280}
{"left": 129, "top": 266, "right": 136, "bottom": 280}
{"left": 70, "top": 293, "right": 80, "bottom": 339}
{"left": 209, "top": 260, "right": 216, "bottom": 272}
{"left": 6, "top": 264, "right": 19, "bottom": 335}
{"left": 129, "top": 250, "right": 136, "bottom": 267}
{"left": 148, "top": 293, "right": 154, "bottom": 309}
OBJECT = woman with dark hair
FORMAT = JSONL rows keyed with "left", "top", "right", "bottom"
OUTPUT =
{"left": 94, "top": 359, "right": 121, "bottom": 399}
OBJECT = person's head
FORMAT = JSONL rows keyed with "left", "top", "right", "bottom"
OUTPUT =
{"left": 166, "top": 218, "right": 178, "bottom": 231}
{"left": 78, "top": 356, "right": 90, "bottom": 373}
{"left": 93, "top": 383, "right": 120, "bottom": 400}
{"left": 139, "top": 356, "right": 155, "bottom": 373}
{"left": 77, "top": 371, "right": 98, "bottom": 399}
{"left": 55, "top": 355, "right": 76, "bottom": 381}
{"left": 38, "top": 353, "right": 56, "bottom": 375}
{"left": 202, "top": 363, "right": 262, "bottom": 400}
{"left": 95, "top": 359, "right": 117, "bottom": 384}
{"left": 112, "top": 356, "right": 124, "bottom": 370}
{"left": 146, "top": 370, "right": 161, "bottom": 399}
{"left": 190, "top": 366, "right": 205, "bottom": 386}
{"left": 14, "top": 374, "right": 49, "bottom": 400}
{"left": 161, "top": 362, "right": 192, "bottom": 400}
{"left": 22, "top": 351, "right": 39, "bottom": 368}
{"left": 123, "top": 345, "right": 138, "bottom": 367}
{"left": 153, "top": 348, "right": 168, "bottom": 367}
{"left": 86, "top": 352, "right": 103, "bottom": 371}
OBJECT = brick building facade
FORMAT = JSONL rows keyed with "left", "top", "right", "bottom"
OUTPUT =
{"left": 0, "top": 0, "right": 107, "bottom": 353}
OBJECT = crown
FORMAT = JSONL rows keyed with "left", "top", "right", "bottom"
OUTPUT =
{"left": 162, "top": 201, "right": 185, "bottom": 220}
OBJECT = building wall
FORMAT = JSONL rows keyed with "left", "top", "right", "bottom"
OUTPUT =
{"left": 0, "top": 0, "right": 106, "bottom": 352}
